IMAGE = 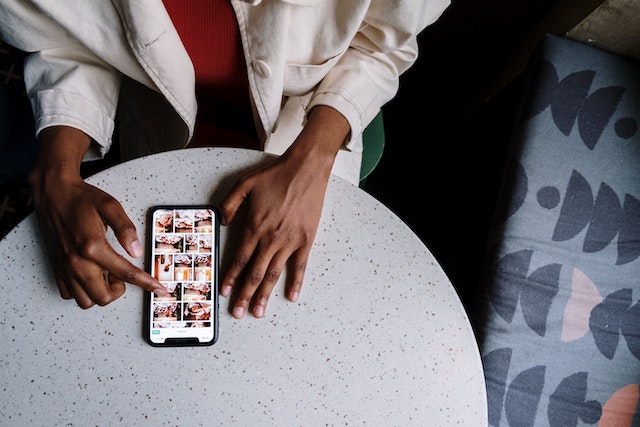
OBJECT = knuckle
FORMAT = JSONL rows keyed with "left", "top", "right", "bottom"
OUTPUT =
{"left": 290, "top": 278, "right": 303, "bottom": 291}
{"left": 116, "top": 222, "right": 136, "bottom": 236}
{"left": 235, "top": 295, "right": 252, "bottom": 306}
{"left": 75, "top": 238, "right": 103, "bottom": 260}
{"left": 94, "top": 294, "right": 114, "bottom": 307}
{"left": 67, "top": 253, "right": 86, "bottom": 271}
{"left": 248, "top": 271, "right": 263, "bottom": 285}
{"left": 119, "top": 267, "right": 138, "bottom": 284}
{"left": 254, "top": 295, "right": 269, "bottom": 307}
{"left": 77, "top": 300, "right": 95, "bottom": 309}
{"left": 219, "top": 203, "right": 233, "bottom": 220}
{"left": 295, "top": 261, "right": 307, "bottom": 272}
{"left": 222, "top": 276, "right": 236, "bottom": 289}
{"left": 233, "top": 256, "right": 249, "bottom": 269}
{"left": 267, "top": 229, "right": 281, "bottom": 242}
{"left": 102, "top": 197, "right": 123, "bottom": 213}
{"left": 265, "top": 269, "right": 280, "bottom": 283}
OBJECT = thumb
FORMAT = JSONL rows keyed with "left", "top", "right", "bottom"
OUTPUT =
{"left": 219, "top": 179, "right": 251, "bottom": 226}
{"left": 102, "top": 200, "right": 143, "bottom": 258}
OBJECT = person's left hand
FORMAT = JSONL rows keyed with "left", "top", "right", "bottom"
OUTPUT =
{"left": 219, "top": 105, "right": 349, "bottom": 318}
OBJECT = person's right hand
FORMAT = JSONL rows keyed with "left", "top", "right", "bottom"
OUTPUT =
{"left": 29, "top": 126, "right": 168, "bottom": 308}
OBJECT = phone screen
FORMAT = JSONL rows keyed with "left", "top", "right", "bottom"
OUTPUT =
{"left": 145, "top": 206, "right": 219, "bottom": 346}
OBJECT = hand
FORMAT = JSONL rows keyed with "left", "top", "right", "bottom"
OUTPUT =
{"left": 219, "top": 106, "right": 350, "bottom": 318}
{"left": 29, "top": 126, "right": 167, "bottom": 308}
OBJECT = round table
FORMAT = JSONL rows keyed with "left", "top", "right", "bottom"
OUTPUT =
{"left": 0, "top": 148, "right": 487, "bottom": 425}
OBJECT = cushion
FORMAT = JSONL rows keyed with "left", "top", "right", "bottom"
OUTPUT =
{"left": 474, "top": 34, "right": 640, "bottom": 426}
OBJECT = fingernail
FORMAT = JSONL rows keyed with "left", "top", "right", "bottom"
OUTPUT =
{"left": 130, "top": 240, "right": 143, "bottom": 258}
{"left": 290, "top": 291, "right": 299, "bottom": 302}
{"left": 221, "top": 285, "right": 231, "bottom": 297}
{"left": 233, "top": 306, "right": 245, "bottom": 319}
{"left": 253, "top": 305, "right": 264, "bottom": 318}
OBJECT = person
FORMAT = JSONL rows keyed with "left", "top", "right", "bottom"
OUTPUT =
{"left": 0, "top": 0, "right": 450, "bottom": 319}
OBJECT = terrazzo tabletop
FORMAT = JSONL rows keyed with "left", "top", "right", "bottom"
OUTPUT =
{"left": 0, "top": 148, "right": 488, "bottom": 426}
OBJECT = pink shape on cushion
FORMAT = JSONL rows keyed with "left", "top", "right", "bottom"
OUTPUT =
{"left": 561, "top": 268, "right": 603, "bottom": 342}
{"left": 600, "top": 384, "right": 640, "bottom": 427}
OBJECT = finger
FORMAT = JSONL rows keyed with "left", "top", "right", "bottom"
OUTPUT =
{"left": 42, "top": 233, "right": 75, "bottom": 300}
{"left": 101, "top": 200, "right": 143, "bottom": 258}
{"left": 220, "top": 232, "right": 260, "bottom": 298}
{"left": 65, "top": 274, "right": 97, "bottom": 309}
{"left": 219, "top": 178, "right": 251, "bottom": 225}
{"left": 55, "top": 274, "right": 73, "bottom": 300}
{"left": 249, "top": 251, "right": 289, "bottom": 318}
{"left": 285, "top": 247, "right": 310, "bottom": 303}
{"left": 106, "top": 272, "right": 127, "bottom": 299}
{"left": 78, "top": 239, "right": 167, "bottom": 297}
{"left": 230, "top": 243, "right": 282, "bottom": 319}
{"left": 68, "top": 255, "right": 127, "bottom": 307}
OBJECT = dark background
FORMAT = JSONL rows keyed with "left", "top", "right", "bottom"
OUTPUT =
{"left": 361, "top": 0, "right": 598, "bottom": 311}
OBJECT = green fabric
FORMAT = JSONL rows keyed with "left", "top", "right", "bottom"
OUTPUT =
{"left": 360, "top": 111, "right": 385, "bottom": 182}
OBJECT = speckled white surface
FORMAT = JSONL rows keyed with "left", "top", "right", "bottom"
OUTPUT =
{"left": 0, "top": 148, "right": 487, "bottom": 426}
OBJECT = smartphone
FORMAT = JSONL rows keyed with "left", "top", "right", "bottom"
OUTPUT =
{"left": 145, "top": 205, "right": 219, "bottom": 347}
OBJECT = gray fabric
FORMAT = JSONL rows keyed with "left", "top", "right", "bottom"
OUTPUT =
{"left": 475, "top": 34, "right": 640, "bottom": 426}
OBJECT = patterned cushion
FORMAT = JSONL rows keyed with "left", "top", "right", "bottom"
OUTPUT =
{"left": 474, "top": 34, "right": 640, "bottom": 426}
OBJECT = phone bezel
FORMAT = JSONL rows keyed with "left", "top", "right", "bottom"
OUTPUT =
{"left": 144, "top": 204, "right": 220, "bottom": 347}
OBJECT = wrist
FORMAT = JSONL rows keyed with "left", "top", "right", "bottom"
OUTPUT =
{"left": 28, "top": 126, "right": 91, "bottom": 199}
{"left": 284, "top": 105, "right": 350, "bottom": 173}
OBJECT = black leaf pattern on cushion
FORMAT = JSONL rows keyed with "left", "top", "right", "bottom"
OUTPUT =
{"left": 590, "top": 288, "right": 633, "bottom": 360}
{"left": 494, "top": 158, "right": 528, "bottom": 226}
{"left": 520, "top": 263, "right": 561, "bottom": 337}
{"left": 491, "top": 249, "right": 533, "bottom": 323}
{"left": 617, "top": 194, "right": 640, "bottom": 265}
{"left": 548, "top": 372, "right": 602, "bottom": 426}
{"left": 553, "top": 169, "right": 640, "bottom": 264}
{"left": 505, "top": 366, "right": 546, "bottom": 427}
{"left": 620, "top": 299, "right": 640, "bottom": 361}
{"left": 521, "top": 58, "right": 594, "bottom": 135}
{"left": 552, "top": 170, "right": 593, "bottom": 242}
{"left": 491, "top": 250, "right": 559, "bottom": 336}
{"left": 552, "top": 71, "right": 596, "bottom": 136}
{"left": 483, "top": 348, "right": 513, "bottom": 426}
{"left": 578, "top": 86, "right": 625, "bottom": 150}
{"left": 521, "top": 57, "right": 625, "bottom": 150}
{"left": 584, "top": 182, "right": 622, "bottom": 254}
{"left": 521, "top": 59, "right": 559, "bottom": 119}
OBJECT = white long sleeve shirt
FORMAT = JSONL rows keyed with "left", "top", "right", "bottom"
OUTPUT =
{"left": 0, "top": 0, "right": 449, "bottom": 184}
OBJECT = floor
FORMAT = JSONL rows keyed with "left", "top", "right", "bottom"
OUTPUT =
{"left": 1, "top": 0, "right": 576, "bottom": 313}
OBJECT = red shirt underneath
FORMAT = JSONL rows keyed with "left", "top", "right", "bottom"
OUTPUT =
{"left": 163, "top": 0, "right": 259, "bottom": 149}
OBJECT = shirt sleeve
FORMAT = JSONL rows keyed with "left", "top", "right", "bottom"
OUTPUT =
{"left": 308, "top": 0, "right": 451, "bottom": 150}
{"left": 23, "top": 45, "right": 121, "bottom": 160}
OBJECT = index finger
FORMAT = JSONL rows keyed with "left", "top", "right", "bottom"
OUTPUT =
{"left": 82, "top": 240, "right": 167, "bottom": 296}
{"left": 95, "top": 198, "right": 168, "bottom": 294}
